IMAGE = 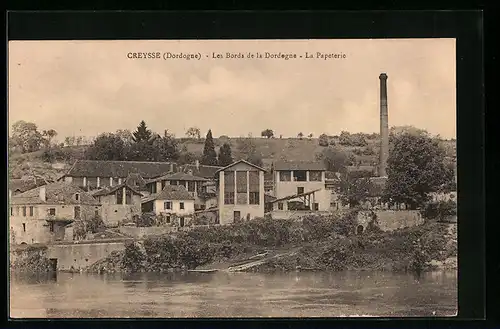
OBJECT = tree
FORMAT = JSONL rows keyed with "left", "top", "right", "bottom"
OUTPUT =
{"left": 178, "top": 144, "right": 198, "bottom": 166}
{"left": 201, "top": 129, "right": 218, "bottom": 166}
{"left": 85, "top": 133, "right": 127, "bottom": 161}
{"left": 339, "top": 176, "right": 376, "bottom": 207}
{"left": 11, "top": 120, "right": 44, "bottom": 153}
{"left": 297, "top": 132, "right": 304, "bottom": 140}
{"left": 64, "top": 136, "right": 76, "bottom": 146}
{"left": 318, "top": 134, "right": 329, "bottom": 147}
{"left": 315, "top": 147, "right": 348, "bottom": 173}
{"left": 186, "top": 127, "right": 201, "bottom": 139}
{"left": 42, "top": 129, "right": 58, "bottom": 147}
{"left": 132, "top": 120, "right": 152, "bottom": 143}
{"left": 308, "top": 133, "right": 313, "bottom": 139}
{"left": 383, "top": 130, "right": 451, "bottom": 209}
{"left": 261, "top": 129, "right": 274, "bottom": 139}
{"left": 115, "top": 129, "right": 134, "bottom": 146}
{"left": 218, "top": 143, "right": 233, "bottom": 166}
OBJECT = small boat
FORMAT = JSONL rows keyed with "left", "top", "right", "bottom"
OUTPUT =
{"left": 187, "top": 269, "right": 218, "bottom": 273}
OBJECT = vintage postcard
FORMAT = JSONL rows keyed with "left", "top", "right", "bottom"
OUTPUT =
{"left": 8, "top": 39, "right": 457, "bottom": 318}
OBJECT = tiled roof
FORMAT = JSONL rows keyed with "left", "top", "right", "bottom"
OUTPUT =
{"left": 180, "top": 164, "right": 222, "bottom": 179}
{"left": 64, "top": 160, "right": 176, "bottom": 179}
{"left": 92, "top": 183, "right": 143, "bottom": 197}
{"left": 273, "top": 160, "right": 326, "bottom": 171}
{"left": 147, "top": 171, "right": 209, "bottom": 183}
{"left": 11, "top": 182, "right": 100, "bottom": 205}
{"left": 9, "top": 179, "right": 45, "bottom": 194}
{"left": 144, "top": 185, "right": 195, "bottom": 202}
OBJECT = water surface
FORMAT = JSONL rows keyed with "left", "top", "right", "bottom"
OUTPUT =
{"left": 10, "top": 270, "right": 457, "bottom": 318}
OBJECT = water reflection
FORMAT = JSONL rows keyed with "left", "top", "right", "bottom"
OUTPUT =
{"left": 10, "top": 270, "right": 457, "bottom": 318}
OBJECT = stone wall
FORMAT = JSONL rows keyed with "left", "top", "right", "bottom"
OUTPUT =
{"left": 357, "top": 210, "right": 423, "bottom": 233}
{"left": 46, "top": 240, "right": 130, "bottom": 271}
{"left": 118, "top": 226, "right": 177, "bottom": 239}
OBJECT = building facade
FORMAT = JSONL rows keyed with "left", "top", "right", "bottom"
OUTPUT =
{"left": 141, "top": 185, "right": 195, "bottom": 227}
{"left": 93, "top": 183, "right": 143, "bottom": 227}
{"left": 271, "top": 160, "right": 331, "bottom": 212}
{"left": 9, "top": 182, "right": 100, "bottom": 245}
{"left": 216, "top": 160, "right": 265, "bottom": 225}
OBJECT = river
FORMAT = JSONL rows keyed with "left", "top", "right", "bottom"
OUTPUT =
{"left": 9, "top": 270, "right": 457, "bottom": 318}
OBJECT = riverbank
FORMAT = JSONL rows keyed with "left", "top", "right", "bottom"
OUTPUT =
{"left": 84, "top": 213, "right": 456, "bottom": 275}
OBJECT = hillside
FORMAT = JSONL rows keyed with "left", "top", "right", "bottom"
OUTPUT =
{"left": 8, "top": 137, "right": 456, "bottom": 181}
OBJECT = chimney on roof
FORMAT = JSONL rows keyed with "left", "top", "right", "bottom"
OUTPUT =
{"left": 195, "top": 160, "right": 200, "bottom": 170}
{"left": 39, "top": 186, "right": 46, "bottom": 202}
{"left": 379, "top": 73, "right": 389, "bottom": 177}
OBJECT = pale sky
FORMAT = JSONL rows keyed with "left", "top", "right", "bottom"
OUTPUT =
{"left": 8, "top": 39, "right": 456, "bottom": 139}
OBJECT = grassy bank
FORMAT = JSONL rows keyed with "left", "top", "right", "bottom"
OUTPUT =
{"left": 87, "top": 211, "right": 457, "bottom": 275}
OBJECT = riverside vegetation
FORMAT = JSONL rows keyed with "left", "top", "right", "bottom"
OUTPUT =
{"left": 85, "top": 209, "right": 457, "bottom": 275}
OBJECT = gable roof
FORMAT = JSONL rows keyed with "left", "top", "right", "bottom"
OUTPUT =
{"left": 9, "top": 179, "right": 45, "bottom": 194}
{"left": 143, "top": 185, "right": 195, "bottom": 202}
{"left": 92, "top": 183, "right": 143, "bottom": 197}
{"left": 63, "top": 160, "right": 176, "bottom": 179}
{"left": 180, "top": 164, "right": 223, "bottom": 179}
{"left": 214, "top": 159, "right": 266, "bottom": 175}
{"left": 11, "top": 182, "right": 100, "bottom": 205}
{"left": 273, "top": 160, "right": 326, "bottom": 171}
{"left": 146, "top": 171, "right": 209, "bottom": 183}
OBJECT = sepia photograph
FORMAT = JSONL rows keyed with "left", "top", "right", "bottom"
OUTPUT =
{"left": 8, "top": 39, "right": 457, "bottom": 318}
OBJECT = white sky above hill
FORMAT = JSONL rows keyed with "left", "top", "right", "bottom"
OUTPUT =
{"left": 8, "top": 39, "right": 456, "bottom": 139}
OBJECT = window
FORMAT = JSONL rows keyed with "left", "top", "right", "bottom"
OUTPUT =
{"left": 279, "top": 171, "right": 291, "bottom": 181}
{"left": 237, "top": 193, "right": 247, "bottom": 205}
{"left": 170, "top": 180, "right": 178, "bottom": 186}
{"left": 166, "top": 215, "right": 171, "bottom": 223}
{"left": 224, "top": 171, "right": 235, "bottom": 192}
{"left": 180, "top": 202, "right": 185, "bottom": 210}
{"left": 224, "top": 192, "right": 235, "bottom": 205}
{"left": 297, "top": 187, "right": 304, "bottom": 195}
{"left": 49, "top": 208, "right": 56, "bottom": 216}
{"left": 161, "top": 181, "right": 166, "bottom": 189}
{"left": 22, "top": 223, "right": 26, "bottom": 232}
{"left": 75, "top": 193, "right": 80, "bottom": 201}
{"left": 278, "top": 202, "right": 284, "bottom": 210}
{"left": 164, "top": 201, "right": 172, "bottom": 210}
{"left": 29, "top": 206, "right": 34, "bottom": 217}
{"left": 313, "top": 203, "right": 319, "bottom": 211}
{"left": 249, "top": 171, "right": 260, "bottom": 192}
{"left": 10, "top": 207, "right": 13, "bottom": 216}
{"left": 116, "top": 189, "right": 123, "bottom": 204}
{"left": 293, "top": 170, "right": 307, "bottom": 182}
{"left": 236, "top": 171, "right": 248, "bottom": 193}
{"left": 249, "top": 192, "right": 260, "bottom": 205}
{"left": 187, "top": 181, "right": 196, "bottom": 192}
{"left": 22, "top": 207, "right": 26, "bottom": 217}
{"left": 126, "top": 190, "right": 132, "bottom": 205}
{"left": 309, "top": 171, "right": 323, "bottom": 181}
{"left": 49, "top": 222, "right": 54, "bottom": 232}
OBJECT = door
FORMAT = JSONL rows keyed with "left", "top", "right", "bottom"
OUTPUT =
{"left": 179, "top": 217, "right": 185, "bottom": 227}
{"left": 233, "top": 211, "right": 241, "bottom": 223}
{"left": 49, "top": 258, "right": 58, "bottom": 272}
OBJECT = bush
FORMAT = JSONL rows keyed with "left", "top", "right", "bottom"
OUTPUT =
{"left": 121, "top": 242, "right": 145, "bottom": 273}
{"left": 11, "top": 246, "right": 52, "bottom": 273}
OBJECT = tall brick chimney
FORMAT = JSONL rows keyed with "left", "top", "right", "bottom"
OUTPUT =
{"left": 379, "top": 73, "right": 389, "bottom": 177}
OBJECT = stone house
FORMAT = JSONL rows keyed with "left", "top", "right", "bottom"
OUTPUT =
{"left": 92, "top": 183, "right": 143, "bottom": 227}
{"left": 9, "top": 182, "right": 100, "bottom": 245}
{"left": 141, "top": 185, "right": 195, "bottom": 227}
{"left": 59, "top": 160, "right": 176, "bottom": 191}
{"left": 270, "top": 160, "right": 331, "bottom": 214}
{"left": 144, "top": 171, "right": 209, "bottom": 210}
{"left": 216, "top": 159, "right": 266, "bottom": 225}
